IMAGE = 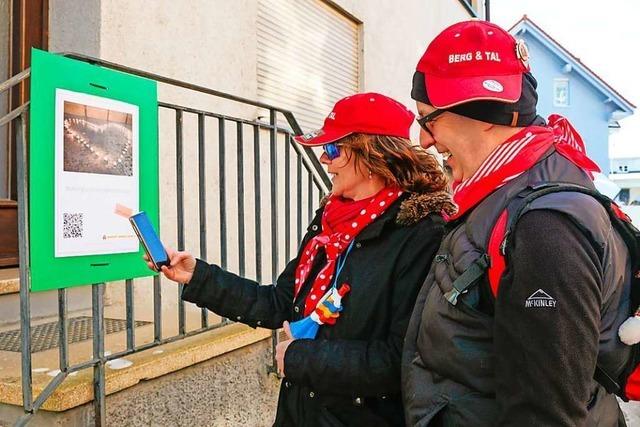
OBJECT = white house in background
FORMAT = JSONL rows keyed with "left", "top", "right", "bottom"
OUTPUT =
{"left": 609, "top": 116, "right": 640, "bottom": 212}
{"left": 509, "top": 16, "right": 635, "bottom": 175}
{"left": 610, "top": 158, "right": 640, "bottom": 202}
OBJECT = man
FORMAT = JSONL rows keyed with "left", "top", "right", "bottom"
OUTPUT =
{"left": 402, "top": 20, "right": 632, "bottom": 426}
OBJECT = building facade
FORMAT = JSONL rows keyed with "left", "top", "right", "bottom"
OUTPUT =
{"left": 0, "top": 1, "right": 485, "bottom": 425}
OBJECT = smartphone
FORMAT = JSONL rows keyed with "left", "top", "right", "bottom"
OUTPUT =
{"left": 129, "top": 211, "right": 170, "bottom": 270}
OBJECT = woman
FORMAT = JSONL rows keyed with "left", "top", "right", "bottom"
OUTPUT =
{"left": 147, "top": 92, "right": 455, "bottom": 426}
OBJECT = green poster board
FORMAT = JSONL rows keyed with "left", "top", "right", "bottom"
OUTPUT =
{"left": 29, "top": 49, "right": 159, "bottom": 291}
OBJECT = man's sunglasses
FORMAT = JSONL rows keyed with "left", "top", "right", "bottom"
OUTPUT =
{"left": 323, "top": 142, "right": 341, "bottom": 160}
{"left": 416, "top": 109, "right": 446, "bottom": 132}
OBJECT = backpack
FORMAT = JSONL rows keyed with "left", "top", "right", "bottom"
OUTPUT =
{"left": 486, "top": 183, "right": 640, "bottom": 401}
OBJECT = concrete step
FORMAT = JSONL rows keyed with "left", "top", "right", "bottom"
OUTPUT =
{"left": 0, "top": 324, "right": 274, "bottom": 426}
{"left": 0, "top": 272, "right": 94, "bottom": 326}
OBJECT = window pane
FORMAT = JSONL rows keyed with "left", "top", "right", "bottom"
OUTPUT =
{"left": 257, "top": 0, "right": 360, "bottom": 132}
{"left": 553, "top": 78, "right": 570, "bottom": 107}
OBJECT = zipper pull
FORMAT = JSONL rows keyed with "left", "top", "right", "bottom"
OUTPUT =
{"left": 500, "top": 232, "right": 510, "bottom": 256}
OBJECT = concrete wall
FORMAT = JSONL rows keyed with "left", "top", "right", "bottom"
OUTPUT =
{"left": 521, "top": 32, "right": 614, "bottom": 174}
{"left": 333, "top": 0, "right": 475, "bottom": 141}
{"left": 49, "top": 0, "right": 101, "bottom": 57}
{"left": 98, "top": 0, "right": 259, "bottom": 116}
{"left": 90, "top": 0, "right": 477, "bottom": 148}
{"left": 0, "top": 339, "right": 280, "bottom": 426}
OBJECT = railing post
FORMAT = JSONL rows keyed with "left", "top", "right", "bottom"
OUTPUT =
{"left": 92, "top": 283, "right": 106, "bottom": 426}
{"left": 125, "top": 280, "right": 135, "bottom": 350}
{"left": 269, "top": 110, "right": 280, "bottom": 373}
{"left": 198, "top": 113, "right": 209, "bottom": 328}
{"left": 218, "top": 118, "right": 227, "bottom": 270}
{"left": 237, "top": 122, "right": 246, "bottom": 277}
{"left": 308, "top": 171, "right": 313, "bottom": 224}
{"left": 253, "top": 124, "right": 263, "bottom": 284}
{"left": 284, "top": 135, "right": 291, "bottom": 262}
{"left": 269, "top": 110, "right": 279, "bottom": 279}
{"left": 153, "top": 275, "right": 162, "bottom": 343}
{"left": 58, "top": 288, "right": 69, "bottom": 369}
{"left": 297, "top": 155, "right": 302, "bottom": 246}
{"left": 16, "top": 109, "right": 33, "bottom": 414}
{"left": 175, "top": 110, "right": 186, "bottom": 336}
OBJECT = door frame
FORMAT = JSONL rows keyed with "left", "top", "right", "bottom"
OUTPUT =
{"left": 0, "top": 0, "right": 48, "bottom": 267}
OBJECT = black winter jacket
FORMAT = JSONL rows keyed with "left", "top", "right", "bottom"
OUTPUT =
{"left": 402, "top": 150, "right": 630, "bottom": 426}
{"left": 182, "top": 191, "right": 452, "bottom": 426}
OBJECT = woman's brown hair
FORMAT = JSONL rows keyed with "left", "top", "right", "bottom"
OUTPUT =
{"left": 339, "top": 133, "right": 449, "bottom": 194}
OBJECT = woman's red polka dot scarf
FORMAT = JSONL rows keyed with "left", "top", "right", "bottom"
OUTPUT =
{"left": 294, "top": 186, "right": 402, "bottom": 317}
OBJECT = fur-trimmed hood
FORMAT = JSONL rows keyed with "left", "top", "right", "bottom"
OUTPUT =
{"left": 396, "top": 190, "right": 456, "bottom": 226}
{"left": 320, "top": 190, "right": 456, "bottom": 226}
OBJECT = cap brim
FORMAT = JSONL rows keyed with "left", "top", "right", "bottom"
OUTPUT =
{"left": 293, "top": 128, "right": 352, "bottom": 146}
{"left": 425, "top": 73, "right": 523, "bottom": 109}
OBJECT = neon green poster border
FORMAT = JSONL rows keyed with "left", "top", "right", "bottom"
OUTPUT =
{"left": 29, "top": 49, "right": 159, "bottom": 291}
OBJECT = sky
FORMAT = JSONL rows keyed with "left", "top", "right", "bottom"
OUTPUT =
{"left": 490, "top": 0, "right": 640, "bottom": 158}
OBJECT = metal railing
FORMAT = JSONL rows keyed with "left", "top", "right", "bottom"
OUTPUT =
{"left": 3, "top": 53, "right": 330, "bottom": 426}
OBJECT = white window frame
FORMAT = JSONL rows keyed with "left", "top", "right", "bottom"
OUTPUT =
{"left": 553, "top": 78, "right": 570, "bottom": 107}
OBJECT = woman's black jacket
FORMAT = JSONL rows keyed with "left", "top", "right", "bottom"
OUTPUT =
{"left": 181, "top": 191, "right": 450, "bottom": 426}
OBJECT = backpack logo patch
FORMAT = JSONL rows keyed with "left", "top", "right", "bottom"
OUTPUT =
{"left": 525, "top": 289, "right": 557, "bottom": 308}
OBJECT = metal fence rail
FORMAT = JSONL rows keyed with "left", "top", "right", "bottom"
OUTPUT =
{"left": 3, "top": 53, "right": 330, "bottom": 426}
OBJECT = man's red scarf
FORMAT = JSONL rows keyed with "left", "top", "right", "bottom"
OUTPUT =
{"left": 447, "top": 114, "right": 600, "bottom": 221}
{"left": 294, "top": 186, "right": 402, "bottom": 317}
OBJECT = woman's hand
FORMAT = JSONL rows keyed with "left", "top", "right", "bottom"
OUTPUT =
{"left": 143, "top": 247, "right": 196, "bottom": 284}
{"left": 276, "top": 321, "right": 296, "bottom": 377}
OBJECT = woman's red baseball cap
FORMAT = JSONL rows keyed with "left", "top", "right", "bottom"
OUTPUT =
{"left": 415, "top": 20, "right": 530, "bottom": 109}
{"left": 293, "top": 92, "right": 415, "bottom": 146}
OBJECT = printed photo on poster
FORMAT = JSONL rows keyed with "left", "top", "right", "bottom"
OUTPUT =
{"left": 54, "top": 89, "right": 139, "bottom": 257}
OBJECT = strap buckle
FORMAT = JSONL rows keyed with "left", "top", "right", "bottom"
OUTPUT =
{"left": 444, "top": 253, "right": 490, "bottom": 306}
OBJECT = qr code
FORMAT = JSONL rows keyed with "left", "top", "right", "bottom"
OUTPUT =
{"left": 63, "top": 213, "right": 83, "bottom": 239}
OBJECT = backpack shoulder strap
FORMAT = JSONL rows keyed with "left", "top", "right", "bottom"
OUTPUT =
{"left": 488, "top": 182, "right": 640, "bottom": 298}
{"left": 503, "top": 183, "right": 618, "bottom": 248}
{"left": 487, "top": 183, "right": 640, "bottom": 397}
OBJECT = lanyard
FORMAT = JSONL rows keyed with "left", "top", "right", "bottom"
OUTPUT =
{"left": 331, "top": 240, "right": 355, "bottom": 290}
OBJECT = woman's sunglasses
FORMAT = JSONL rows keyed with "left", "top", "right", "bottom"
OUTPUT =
{"left": 323, "top": 142, "right": 341, "bottom": 160}
{"left": 416, "top": 109, "right": 445, "bottom": 133}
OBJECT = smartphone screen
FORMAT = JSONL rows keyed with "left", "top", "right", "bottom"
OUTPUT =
{"left": 130, "top": 212, "right": 169, "bottom": 269}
